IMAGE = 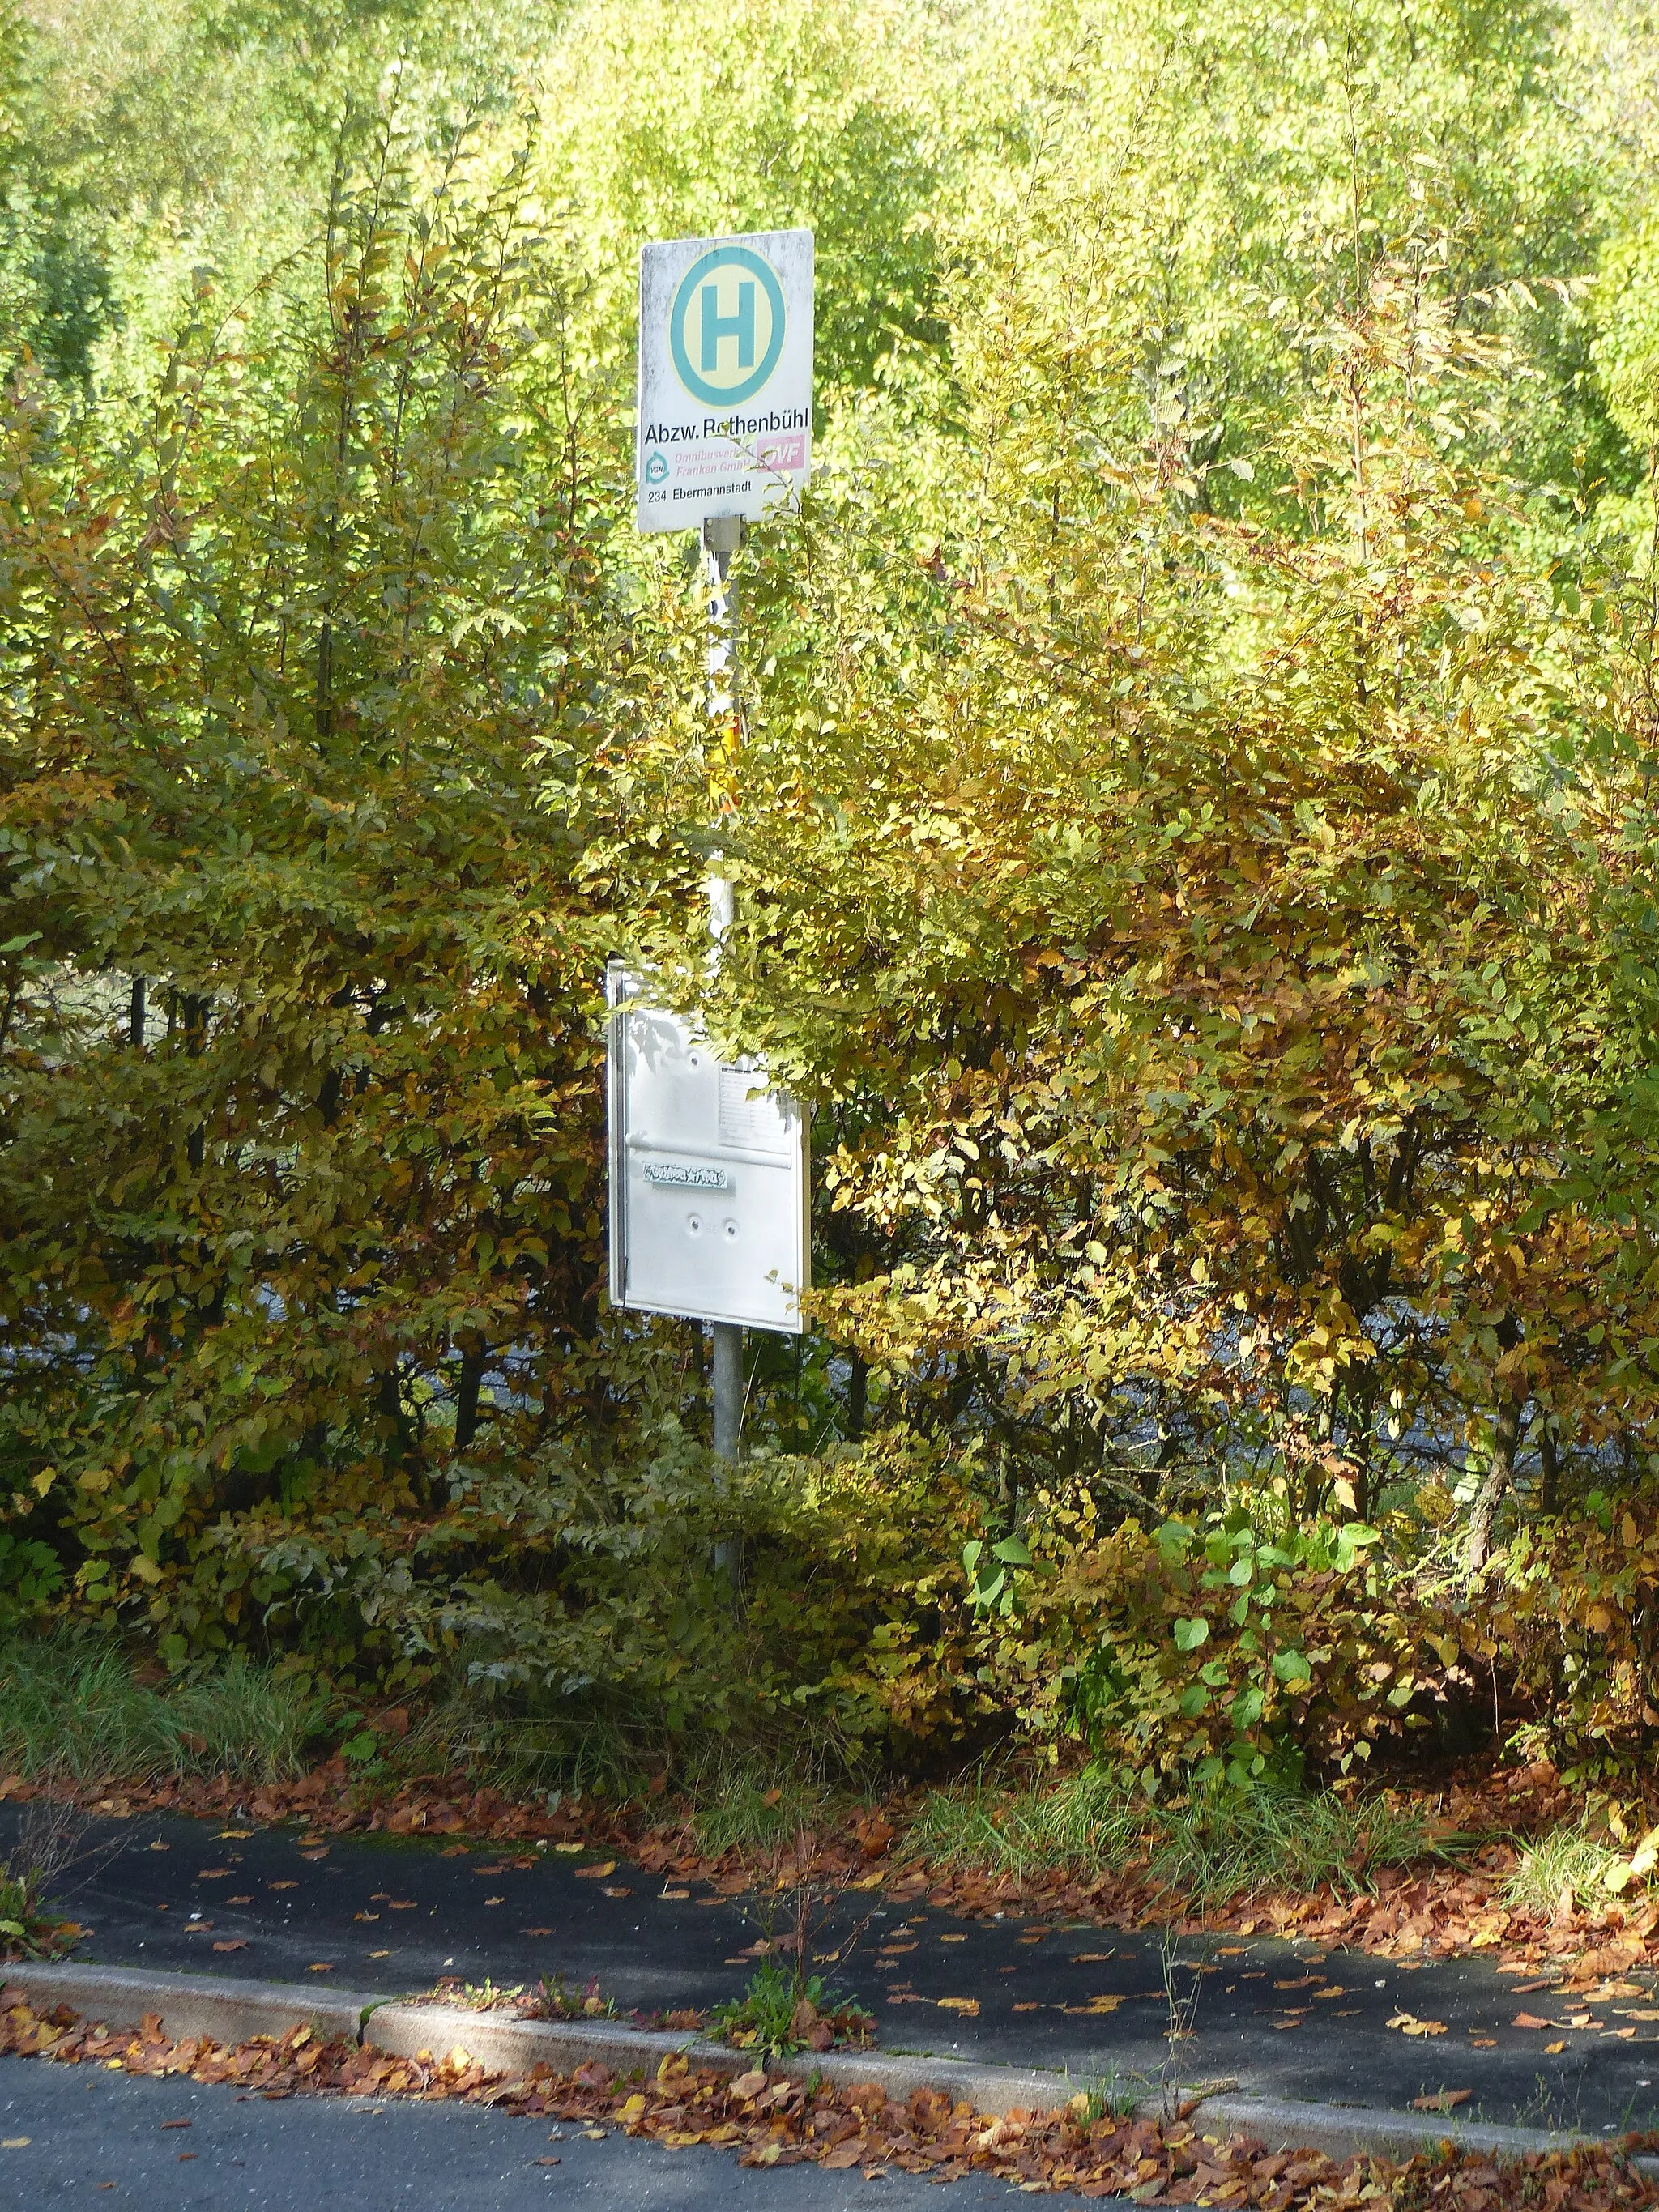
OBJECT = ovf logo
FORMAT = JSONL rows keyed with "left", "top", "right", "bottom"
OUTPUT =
{"left": 669, "top": 244, "right": 787, "bottom": 408}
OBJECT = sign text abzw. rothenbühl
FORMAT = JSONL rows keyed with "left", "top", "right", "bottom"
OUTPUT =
{"left": 636, "top": 229, "right": 814, "bottom": 533}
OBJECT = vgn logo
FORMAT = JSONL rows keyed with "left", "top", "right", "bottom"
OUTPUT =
{"left": 644, "top": 449, "right": 669, "bottom": 484}
{"left": 668, "top": 244, "right": 787, "bottom": 408}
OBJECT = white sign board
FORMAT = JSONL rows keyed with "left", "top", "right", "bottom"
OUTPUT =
{"left": 607, "top": 967, "right": 809, "bottom": 1334}
{"left": 636, "top": 228, "right": 813, "bottom": 534}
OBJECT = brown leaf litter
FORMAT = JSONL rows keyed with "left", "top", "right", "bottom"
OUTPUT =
{"left": 3, "top": 1984, "right": 1658, "bottom": 2209}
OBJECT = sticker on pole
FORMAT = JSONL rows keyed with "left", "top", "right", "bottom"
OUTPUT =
{"left": 607, "top": 965, "right": 810, "bottom": 1334}
{"left": 636, "top": 228, "right": 813, "bottom": 534}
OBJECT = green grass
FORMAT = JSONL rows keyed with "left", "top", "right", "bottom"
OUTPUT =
{"left": 403, "top": 1684, "right": 656, "bottom": 1806}
{"left": 904, "top": 1765, "right": 1431, "bottom": 1905}
{"left": 1150, "top": 1784, "right": 1431, "bottom": 1907}
{"left": 1503, "top": 1822, "right": 1633, "bottom": 1916}
{"left": 684, "top": 1756, "right": 835, "bottom": 1859}
{"left": 0, "top": 1631, "right": 321, "bottom": 1788}
{"left": 904, "top": 1764, "right": 1145, "bottom": 1883}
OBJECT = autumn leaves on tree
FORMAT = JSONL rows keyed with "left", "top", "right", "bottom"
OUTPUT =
{"left": 3, "top": 0, "right": 1659, "bottom": 1792}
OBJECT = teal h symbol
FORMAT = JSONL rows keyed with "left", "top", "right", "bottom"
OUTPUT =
{"left": 701, "top": 279, "right": 754, "bottom": 372}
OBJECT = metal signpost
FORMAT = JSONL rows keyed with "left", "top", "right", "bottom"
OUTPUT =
{"left": 610, "top": 228, "right": 815, "bottom": 1567}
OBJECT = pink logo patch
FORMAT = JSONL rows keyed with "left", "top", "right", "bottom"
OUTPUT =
{"left": 755, "top": 432, "right": 806, "bottom": 472}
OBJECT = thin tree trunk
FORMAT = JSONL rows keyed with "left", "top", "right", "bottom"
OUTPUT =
{"left": 454, "top": 1344, "right": 486, "bottom": 1451}
{"left": 847, "top": 1352, "right": 868, "bottom": 1442}
{"left": 1539, "top": 1421, "right": 1560, "bottom": 1516}
{"left": 1466, "top": 1395, "right": 1525, "bottom": 1572}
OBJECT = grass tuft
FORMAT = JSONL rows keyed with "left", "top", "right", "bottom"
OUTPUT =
{"left": 1151, "top": 1784, "right": 1429, "bottom": 1907}
{"left": 904, "top": 1765, "right": 1428, "bottom": 1904}
{"left": 904, "top": 1764, "right": 1145, "bottom": 1883}
{"left": 0, "top": 1631, "right": 320, "bottom": 1787}
{"left": 1503, "top": 1822, "right": 1632, "bottom": 1916}
{"left": 684, "top": 1758, "right": 834, "bottom": 1860}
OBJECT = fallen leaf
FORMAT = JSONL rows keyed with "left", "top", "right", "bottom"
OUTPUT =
{"left": 936, "top": 1997, "right": 979, "bottom": 2015}
{"left": 1411, "top": 2091, "right": 1471, "bottom": 2114}
{"left": 1072, "top": 1953, "right": 1114, "bottom": 1963}
{"left": 299, "top": 1850, "right": 328, "bottom": 1863}
{"left": 731, "top": 2072, "right": 767, "bottom": 2099}
{"left": 441, "top": 1847, "right": 469, "bottom": 1859}
{"left": 227, "top": 1896, "right": 253, "bottom": 1906}
{"left": 533, "top": 2156, "right": 561, "bottom": 2167}
{"left": 484, "top": 1896, "right": 505, "bottom": 1907}
{"left": 1012, "top": 2002, "right": 1045, "bottom": 2013}
{"left": 1512, "top": 2013, "right": 1556, "bottom": 2030}
{"left": 197, "top": 1869, "right": 229, "bottom": 1881}
{"left": 369, "top": 1950, "right": 390, "bottom": 1959}
{"left": 211, "top": 1941, "right": 248, "bottom": 1954}
{"left": 1545, "top": 2040, "right": 1567, "bottom": 2054}
{"left": 1388, "top": 2014, "right": 1448, "bottom": 2037}
{"left": 661, "top": 1889, "right": 689, "bottom": 1901}
{"left": 387, "top": 1901, "right": 417, "bottom": 1912}
{"left": 522, "top": 1926, "right": 552, "bottom": 1937}
{"left": 267, "top": 1881, "right": 296, "bottom": 1892}
{"left": 1470, "top": 2038, "right": 1497, "bottom": 2048}
{"left": 216, "top": 1830, "right": 254, "bottom": 1839}
{"left": 938, "top": 1933, "right": 966, "bottom": 1944}
{"left": 574, "top": 1863, "right": 616, "bottom": 1881}
{"left": 602, "top": 1887, "right": 632, "bottom": 1899}
{"left": 307, "top": 1963, "right": 335, "bottom": 1974}
{"left": 2, "top": 2137, "right": 32, "bottom": 2148}
{"left": 553, "top": 1843, "right": 582, "bottom": 1855}
{"left": 160, "top": 2120, "right": 192, "bottom": 2131}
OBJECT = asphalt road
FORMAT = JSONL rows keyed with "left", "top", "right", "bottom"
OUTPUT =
{"left": 6, "top": 1801, "right": 1659, "bottom": 2133}
{"left": 0, "top": 2053, "right": 1099, "bottom": 2210}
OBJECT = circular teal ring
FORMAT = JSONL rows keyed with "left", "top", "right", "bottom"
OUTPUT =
{"left": 669, "top": 245, "right": 787, "bottom": 408}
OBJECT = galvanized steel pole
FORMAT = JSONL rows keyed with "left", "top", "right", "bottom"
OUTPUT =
{"left": 704, "top": 513, "right": 744, "bottom": 1593}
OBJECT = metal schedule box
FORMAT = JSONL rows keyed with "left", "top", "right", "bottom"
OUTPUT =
{"left": 606, "top": 967, "right": 809, "bottom": 1334}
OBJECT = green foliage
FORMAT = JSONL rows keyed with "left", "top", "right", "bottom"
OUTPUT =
{"left": 710, "top": 1957, "right": 872, "bottom": 2056}
{"left": 0, "top": 1856, "right": 64, "bottom": 1958}
{"left": 1050, "top": 1507, "right": 1433, "bottom": 1787}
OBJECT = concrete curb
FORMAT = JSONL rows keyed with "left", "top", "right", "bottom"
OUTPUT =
{"left": 1, "top": 1959, "right": 380, "bottom": 2047}
{"left": 4, "top": 1961, "right": 1653, "bottom": 2172}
